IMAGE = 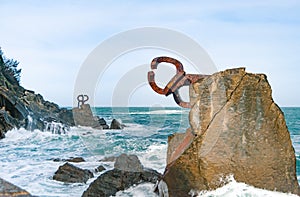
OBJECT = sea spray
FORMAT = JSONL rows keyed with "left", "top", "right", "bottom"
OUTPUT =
{"left": 196, "top": 175, "right": 299, "bottom": 197}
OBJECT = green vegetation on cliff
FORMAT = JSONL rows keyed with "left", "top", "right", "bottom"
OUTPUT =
{"left": 0, "top": 48, "right": 21, "bottom": 86}
{"left": 0, "top": 47, "right": 74, "bottom": 139}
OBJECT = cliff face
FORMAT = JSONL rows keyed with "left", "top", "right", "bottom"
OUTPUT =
{"left": 0, "top": 50, "right": 74, "bottom": 138}
{"left": 161, "top": 68, "right": 299, "bottom": 196}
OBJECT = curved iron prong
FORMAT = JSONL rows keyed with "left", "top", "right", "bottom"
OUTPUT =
{"left": 151, "top": 56, "right": 184, "bottom": 73}
{"left": 148, "top": 56, "right": 186, "bottom": 96}
{"left": 148, "top": 71, "right": 168, "bottom": 95}
{"left": 172, "top": 89, "right": 191, "bottom": 108}
{"left": 148, "top": 56, "right": 210, "bottom": 108}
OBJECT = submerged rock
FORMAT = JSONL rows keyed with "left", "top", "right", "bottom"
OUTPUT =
{"left": 0, "top": 177, "right": 32, "bottom": 197}
{"left": 65, "top": 157, "right": 85, "bottom": 163}
{"left": 95, "top": 165, "right": 106, "bottom": 173}
{"left": 160, "top": 68, "right": 300, "bottom": 196}
{"left": 82, "top": 154, "right": 162, "bottom": 197}
{"left": 52, "top": 157, "right": 85, "bottom": 163}
{"left": 53, "top": 162, "right": 93, "bottom": 183}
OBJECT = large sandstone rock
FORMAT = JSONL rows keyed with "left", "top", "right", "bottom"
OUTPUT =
{"left": 0, "top": 178, "right": 32, "bottom": 197}
{"left": 82, "top": 154, "right": 162, "bottom": 197}
{"left": 72, "top": 104, "right": 109, "bottom": 129}
{"left": 161, "top": 68, "right": 300, "bottom": 196}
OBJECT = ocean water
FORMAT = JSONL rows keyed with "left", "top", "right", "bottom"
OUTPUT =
{"left": 0, "top": 107, "right": 299, "bottom": 197}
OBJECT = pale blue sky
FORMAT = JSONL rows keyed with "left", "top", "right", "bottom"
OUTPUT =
{"left": 0, "top": 0, "right": 299, "bottom": 107}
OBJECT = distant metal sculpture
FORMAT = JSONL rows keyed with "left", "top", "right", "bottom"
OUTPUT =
{"left": 77, "top": 94, "right": 89, "bottom": 108}
{"left": 148, "top": 56, "right": 209, "bottom": 108}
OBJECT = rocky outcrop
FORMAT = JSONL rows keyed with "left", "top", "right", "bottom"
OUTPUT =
{"left": 20, "top": 90, "right": 75, "bottom": 131}
{"left": 72, "top": 104, "right": 109, "bottom": 129}
{"left": 0, "top": 49, "right": 75, "bottom": 137}
{"left": 110, "top": 119, "right": 124, "bottom": 129}
{"left": 72, "top": 104, "right": 125, "bottom": 130}
{"left": 53, "top": 162, "right": 93, "bottom": 183}
{"left": 160, "top": 68, "right": 300, "bottom": 196}
{"left": 0, "top": 178, "right": 32, "bottom": 197}
{"left": 95, "top": 117, "right": 109, "bottom": 129}
{"left": 82, "top": 154, "right": 162, "bottom": 197}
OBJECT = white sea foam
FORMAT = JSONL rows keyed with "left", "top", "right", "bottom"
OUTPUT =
{"left": 115, "top": 183, "right": 157, "bottom": 197}
{"left": 129, "top": 109, "right": 188, "bottom": 115}
{"left": 137, "top": 143, "right": 167, "bottom": 173}
{"left": 115, "top": 175, "right": 299, "bottom": 197}
{"left": 0, "top": 128, "right": 102, "bottom": 196}
{"left": 195, "top": 175, "right": 298, "bottom": 197}
{"left": 122, "top": 123, "right": 161, "bottom": 137}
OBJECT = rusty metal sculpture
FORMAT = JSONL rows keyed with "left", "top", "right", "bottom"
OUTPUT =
{"left": 148, "top": 56, "right": 209, "bottom": 108}
{"left": 77, "top": 94, "right": 89, "bottom": 108}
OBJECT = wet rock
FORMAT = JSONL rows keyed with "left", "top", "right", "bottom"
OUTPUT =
{"left": 52, "top": 158, "right": 61, "bottom": 162}
{"left": 0, "top": 87, "right": 28, "bottom": 122}
{"left": 94, "top": 117, "right": 109, "bottom": 129}
{"left": 22, "top": 91, "right": 74, "bottom": 130}
{"left": 66, "top": 157, "right": 85, "bottom": 163}
{"left": 82, "top": 168, "right": 161, "bottom": 197}
{"left": 97, "top": 117, "right": 106, "bottom": 125}
{"left": 95, "top": 165, "right": 106, "bottom": 173}
{"left": 82, "top": 154, "right": 162, "bottom": 197}
{"left": 114, "top": 153, "right": 143, "bottom": 172}
{"left": 53, "top": 157, "right": 86, "bottom": 163}
{"left": 0, "top": 110, "right": 13, "bottom": 139}
{"left": 110, "top": 119, "right": 124, "bottom": 129}
{"left": 161, "top": 68, "right": 300, "bottom": 196}
{"left": 58, "top": 108, "right": 75, "bottom": 126}
{"left": 0, "top": 177, "right": 32, "bottom": 196}
{"left": 0, "top": 130, "right": 4, "bottom": 139}
{"left": 53, "top": 162, "right": 93, "bottom": 183}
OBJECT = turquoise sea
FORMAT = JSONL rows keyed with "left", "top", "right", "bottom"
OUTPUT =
{"left": 0, "top": 107, "right": 299, "bottom": 197}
